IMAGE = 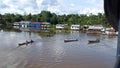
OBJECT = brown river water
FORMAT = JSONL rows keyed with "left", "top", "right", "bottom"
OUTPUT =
{"left": 0, "top": 30, "right": 117, "bottom": 68}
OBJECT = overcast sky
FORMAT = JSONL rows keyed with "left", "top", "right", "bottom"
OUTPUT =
{"left": 0, "top": 0, "right": 104, "bottom": 15}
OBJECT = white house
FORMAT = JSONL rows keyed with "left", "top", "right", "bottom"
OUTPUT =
{"left": 56, "top": 24, "right": 65, "bottom": 29}
{"left": 13, "top": 22, "right": 20, "bottom": 26}
{"left": 13, "top": 21, "right": 30, "bottom": 28}
{"left": 20, "top": 21, "right": 30, "bottom": 28}
{"left": 71, "top": 25, "right": 80, "bottom": 30}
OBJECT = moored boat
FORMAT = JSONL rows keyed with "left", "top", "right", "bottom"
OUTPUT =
{"left": 18, "top": 40, "right": 34, "bottom": 46}
{"left": 64, "top": 39, "right": 78, "bottom": 42}
{"left": 88, "top": 39, "right": 100, "bottom": 44}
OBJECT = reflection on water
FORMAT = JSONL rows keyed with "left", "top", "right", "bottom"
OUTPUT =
{"left": 0, "top": 29, "right": 118, "bottom": 68}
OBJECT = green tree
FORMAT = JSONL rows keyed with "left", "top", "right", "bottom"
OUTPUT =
{"left": 41, "top": 11, "right": 52, "bottom": 22}
{"left": 0, "top": 11, "right": 110, "bottom": 28}
{"left": 50, "top": 13, "right": 58, "bottom": 24}
{"left": 14, "top": 14, "right": 23, "bottom": 22}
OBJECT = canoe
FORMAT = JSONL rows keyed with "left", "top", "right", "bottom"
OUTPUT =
{"left": 88, "top": 39, "right": 100, "bottom": 44}
{"left": 18, "top": 42, "right": 27, "bottom": 46}
{"left": 18, "top": 40, "right": 34, "bottom": 46}
{"left": 64, "top": 39, "right": 78, "bottom": 42}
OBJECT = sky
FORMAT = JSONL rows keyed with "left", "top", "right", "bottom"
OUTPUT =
{"left": 0, "top": 0, "right": 104, "bottom": 15}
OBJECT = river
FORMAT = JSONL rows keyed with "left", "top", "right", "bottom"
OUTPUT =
{"left": 0, "top": 30, "right": 117, "bottom": 68}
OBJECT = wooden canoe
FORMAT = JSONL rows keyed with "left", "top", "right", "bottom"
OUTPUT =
{"left": 88, "top": 39, "right": 100, "bottom": 44}
{"left": 64, "top": 39, "right": 78, "bottom": 42}
{"left": 18, "top": 40, "right": 34, "bottom": 46}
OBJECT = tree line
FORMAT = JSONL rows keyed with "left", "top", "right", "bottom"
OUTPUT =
{"left": 0, "top": 11, "right": 110, "bottom": 27}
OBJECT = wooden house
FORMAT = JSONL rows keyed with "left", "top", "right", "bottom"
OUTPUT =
{"left": 41, "top": 22, "right": 51, "bottom": 30}
{"left": 28, "top": 22, "right": 42, "bottom": 27}
{"left": 28, "top": 22, "right": 51, "bottom": 31}
{"left": 87, "top": 25, "right": 104, "bottom": 35}
{"left": 105, "top": 27, "right": 118, "bottom": 36}
{"left": 27, "top": 22, "right": 42, "bottom": 31}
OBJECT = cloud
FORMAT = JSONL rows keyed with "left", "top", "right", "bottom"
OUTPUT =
{"left": 86, "top": 0, "right": 96, "bottom": 4}
{"left": 41, "top": 0, "right": 58, "bottom": 6}
{"left": 0, "top": 0, "right": 104, "bottom": 15}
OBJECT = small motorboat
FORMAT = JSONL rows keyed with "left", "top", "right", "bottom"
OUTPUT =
{"left": 88, "top": 38, "right": 100, "bottom": 44}
{"left": 64, "top": 39, "right": 78, "bottom": 42}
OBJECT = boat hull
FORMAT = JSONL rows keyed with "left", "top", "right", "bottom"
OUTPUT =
{"left": 88, "top": 39, "right": 100, "bottom": 44}
{"left": 18, "top": 40, "right": 34, "bottom": 46}
{"left": 64, "top": 39, "right": 78, "bottom": 42}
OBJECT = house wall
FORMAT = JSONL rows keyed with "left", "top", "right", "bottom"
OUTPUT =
{"left": 71, "top": 25, "right": 80, "bottom": 30}
{"left": 28, "top": 24, "right": 41, "bottom": 27}
{"left": 13, "top": 22, "right": 20, "bottom": 26}
{"left": 56, "top": 24, "right": 65, "bottom": 29}
{"left": 41, "top": 22, "right": 51, "bottom": 30}
{"left": 87, "top": 29, "right": 102, "bottom": 34}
